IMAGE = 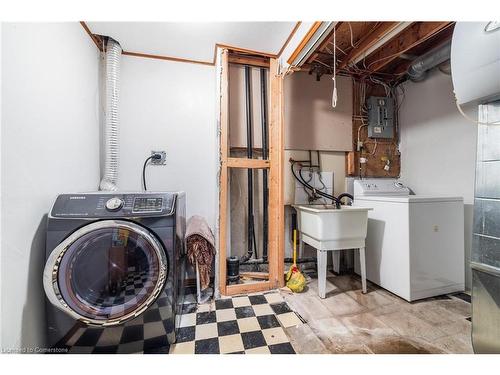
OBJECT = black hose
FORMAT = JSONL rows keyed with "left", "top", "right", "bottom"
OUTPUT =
{"left": 291, "top": 161, "right": 340, "bottom": 207}
{"left": 261, "top": 68, "right": 269, "bottom": 262}
{"left": 142, "top": 156, "right": 154, "bottom": 191}
{"left": 290, "top": 161, "right": 353, "bottom": 209}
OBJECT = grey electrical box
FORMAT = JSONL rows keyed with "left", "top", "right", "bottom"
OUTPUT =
{"left": 367, "top": 96, "right": 394, "bottom": 139}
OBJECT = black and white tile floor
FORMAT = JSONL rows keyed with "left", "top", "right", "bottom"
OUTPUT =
{"left": 64, "top": 289, "right": 303, "bottom": 354}
{"left": 170, "top": 290, "right": 303, "bottom": 354}
{"left": 65, "top": 292, "right": 175, "bottom": 354}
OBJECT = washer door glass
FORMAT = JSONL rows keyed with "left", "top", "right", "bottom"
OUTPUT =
{"left": 52, "top": 221, "right": 167, "bottom": 323}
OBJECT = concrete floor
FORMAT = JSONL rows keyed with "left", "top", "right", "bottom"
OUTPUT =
{"left": 281, "top": 271, "right": 473, "bottom": 354}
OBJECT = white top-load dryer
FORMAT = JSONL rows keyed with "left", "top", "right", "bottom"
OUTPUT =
{"left": 353, "top": 179, "right": 465, "bottom": 301}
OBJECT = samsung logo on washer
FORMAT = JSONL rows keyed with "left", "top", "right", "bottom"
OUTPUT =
{"left": 69, "top": 196, "right": 86, "bottom": 200}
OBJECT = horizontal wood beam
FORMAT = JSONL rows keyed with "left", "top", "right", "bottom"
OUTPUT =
{"left": 240, "top": 272, "right": 269, "bottom": 280}
{"left": 337, "top": 22, "right": 400, "bottom": 71}
{"left": 226, "top": 281, "right": 271, "bottom": 296}
{"left": 228, "top": 54, "right": 270, "bottom": 68}
{"left": 217, "top": 43, "right": 276, "bottom": 59}
{"left": 365, "top": 22, "right": 453, "bottom": 73}
{"left": 225, "top": 158, "right": 270, "bottom": 169}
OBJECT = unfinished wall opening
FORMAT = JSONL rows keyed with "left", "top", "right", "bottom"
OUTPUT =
{"left": 228, "top": 167, "right": 270, "bottom": 284}
{"left": 218, "top": 49, "right": 284, "bottom": 295}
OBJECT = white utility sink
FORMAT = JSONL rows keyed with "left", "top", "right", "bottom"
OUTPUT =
{"left": 293, "top": 205, "right": 372, "bottom": 250}
{"left": 293, "top": 204, "right": 372, "bottom": 298}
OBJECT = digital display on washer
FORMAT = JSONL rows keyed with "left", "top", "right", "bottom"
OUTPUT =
{"left": 132, "top": 197, "right": 163, "bottom": 212}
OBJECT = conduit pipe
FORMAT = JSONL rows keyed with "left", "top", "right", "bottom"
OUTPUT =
{"left": 99, "top": 38, "right": 122, "bottom": 191}
{"left": 260, "top": 68, "right": 269, "bottom": 263}
{"left": 407, "top": 41, "right": 451, "bottom": 82}
{"left": 241, "top": 66, "right": 257, "bottom": 264}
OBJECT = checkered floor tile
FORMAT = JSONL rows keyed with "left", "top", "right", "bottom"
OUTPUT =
{"left": 60, "top": 281, "right": 175, "bottom": 354}
{"left": 54, "top": 286, "right": 302, "bottom": 354}
{"left": 169, "top": 290, "right": 302, "bottom": 354}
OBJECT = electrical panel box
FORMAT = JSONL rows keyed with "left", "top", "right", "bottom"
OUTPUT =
{"left": 367, "top": 96, "right": 394, "bottom": 139}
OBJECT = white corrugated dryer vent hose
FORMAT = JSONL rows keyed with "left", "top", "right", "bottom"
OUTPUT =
{"left": 99, "top": 37, "right": 122, "bottom": 191}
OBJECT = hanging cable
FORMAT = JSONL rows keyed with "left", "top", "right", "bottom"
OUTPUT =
{"left": 142, "top": 156, "right": 153, "bottom": 191}
{"left": 142, "top": 153, "right": 163, "bottom": 191}
{"left": 331, "top": 25, "right": 338, "bottom": 108}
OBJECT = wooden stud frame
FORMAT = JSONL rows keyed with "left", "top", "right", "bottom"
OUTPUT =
{"left": 218, "top": 50, "right": 285, "bottom": 296}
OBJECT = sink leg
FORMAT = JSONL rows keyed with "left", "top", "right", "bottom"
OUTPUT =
{"left": 359, "top": 247, "right": 367, "bottom": 294}
{"left": 317, "top": 250, "right": 327, "bottom": 299}
{"left": 332, "top": 251, "right": 340, "bottom": 274}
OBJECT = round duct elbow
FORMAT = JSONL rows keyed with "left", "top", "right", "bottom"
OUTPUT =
{"left": 99, "top": 179, "right": 118, "bottom": 192}
{"left": 407, "top": 41, "right": 451, "bottom": 82}
{"left": 407, "top": 63, "right": 429, "bottom": 82}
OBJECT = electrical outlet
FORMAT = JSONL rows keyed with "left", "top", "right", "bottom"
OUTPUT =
{"left": 151, "top": 151, "right": 166, "bottom": 165}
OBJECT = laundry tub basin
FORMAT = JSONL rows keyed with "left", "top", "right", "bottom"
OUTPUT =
{"left": 293, "top": 205, "right": 372, "bottom": 250}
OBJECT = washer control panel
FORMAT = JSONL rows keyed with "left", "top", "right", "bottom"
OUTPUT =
{"left": 353, "top": 178, "right": 410, "bottom": 196}
{"left": 132, "top": 197, "right": 163, "bottom": 213}
{"left": 51, "top": 192, "right": 179, "bottom": 218}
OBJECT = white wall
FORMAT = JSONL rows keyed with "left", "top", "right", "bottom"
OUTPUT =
{"left": 1, "top": 23, "right": 100, "bottom": 349}
{"left": 116, "top": 55, "right": 217, "bottom": 229}
{"left": 399, "top": 69, "right": 478, "bottom": 291}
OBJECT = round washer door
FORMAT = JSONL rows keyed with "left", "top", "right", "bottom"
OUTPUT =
{"left": 43, "top": 220, "right": 168, "bottom": 326}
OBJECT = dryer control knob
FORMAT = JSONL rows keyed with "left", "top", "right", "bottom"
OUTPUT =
{"left": 105, "top": 197, "right": 123, "bottom": 211}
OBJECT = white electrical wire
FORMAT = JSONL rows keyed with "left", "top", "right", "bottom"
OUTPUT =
{"left": 347, "top": 22, "right": 357, "bottom": 49}
{"left": 331, "top": 26, "right": 338, "bottom": 108}
{"left": 455, "top": 99, "right": 500, "bottom": 125}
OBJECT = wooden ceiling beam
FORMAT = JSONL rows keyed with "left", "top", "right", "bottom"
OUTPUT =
{"left": 306, "top": 22, "right": 343, "bottom": 64}
{"left": 364, "top": 21, "right": 453, "bottom": 73}
{"left": 337, "top": 22, "right": 400, "bottom": 71}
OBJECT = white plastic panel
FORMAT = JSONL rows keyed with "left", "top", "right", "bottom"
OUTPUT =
{"left": 451, "top": 22, "right": 500, "bottom": 105}
{"left": 284, "top": 73, "right": 353, "bottom": 151}
{"left": 294, "top": 171, "right": 333, "bottom": 205}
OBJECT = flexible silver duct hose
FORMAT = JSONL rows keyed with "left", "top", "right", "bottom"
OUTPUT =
{"left": 99, "top": 38, "right": 121, "bottom": 191}
{"left": 408, "top": 41, "right": 451, "bottom": 82}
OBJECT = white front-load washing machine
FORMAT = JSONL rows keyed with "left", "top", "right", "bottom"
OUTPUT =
{"left": 43, "top": 192, "right": 186, "bottom": 353}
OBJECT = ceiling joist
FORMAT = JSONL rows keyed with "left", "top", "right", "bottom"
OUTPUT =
{"left": 362, "top": 22, "right": 454, "bottom": 73}
{"left": 337, "top": 22, "right": 401, "bottom": 71}
{"left": 303, "top": 21, "right": 455, "bottom": 83}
